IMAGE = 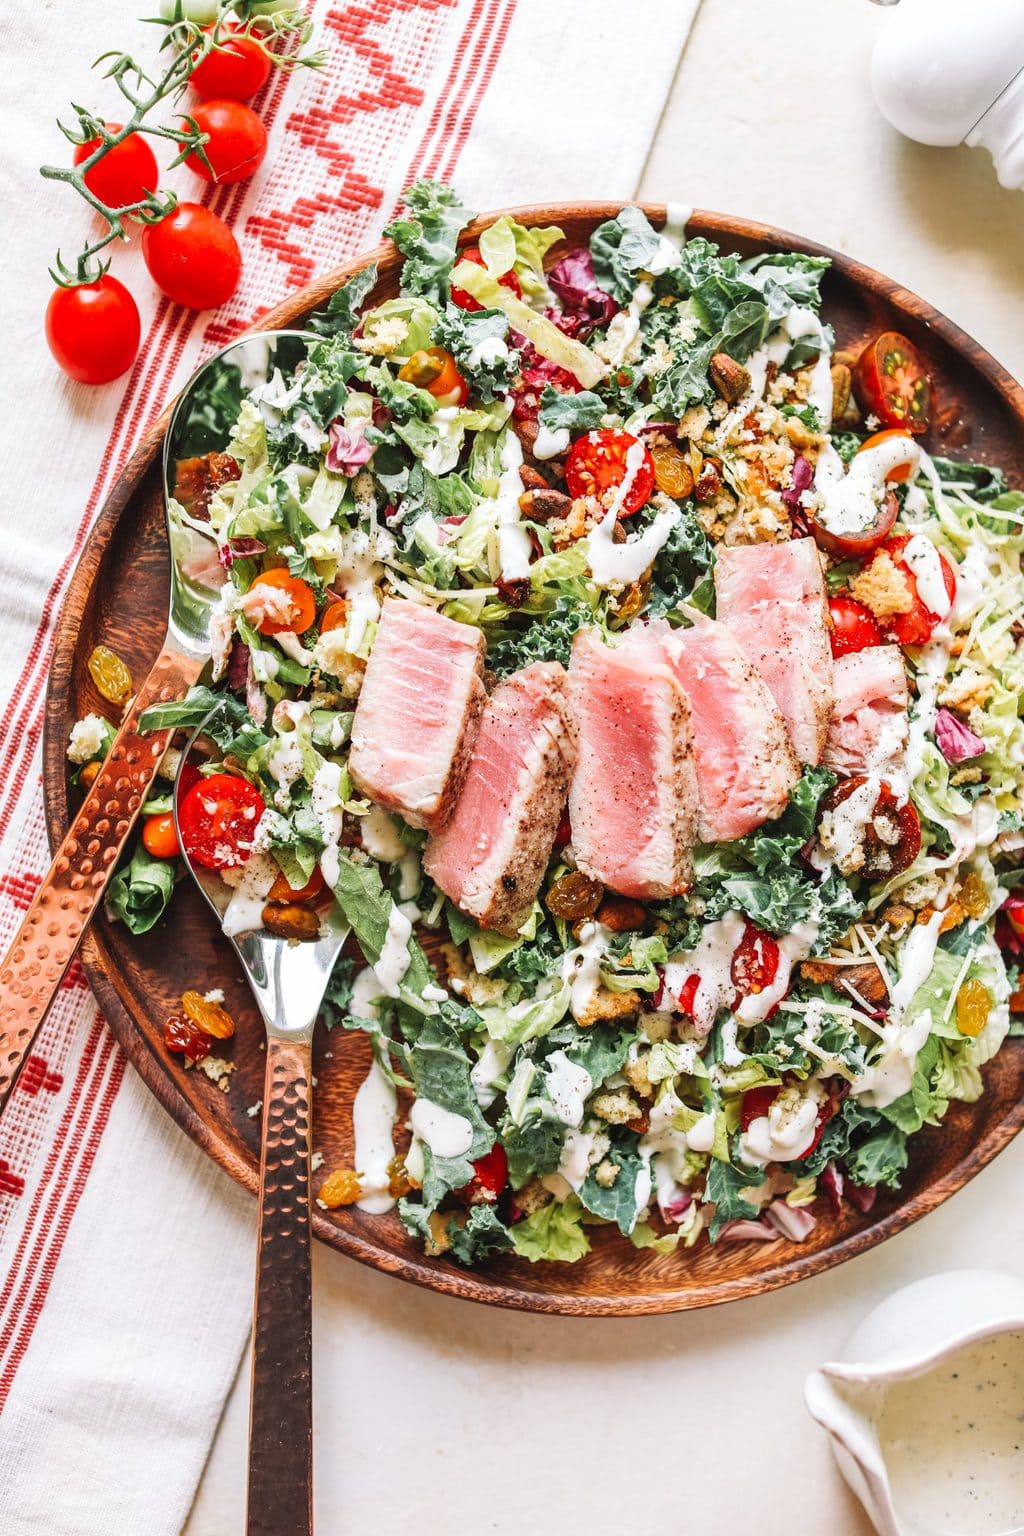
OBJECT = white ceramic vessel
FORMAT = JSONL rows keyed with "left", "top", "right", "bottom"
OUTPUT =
{"left": 805, "top": 1269, "right": 1024, "bottom": 1536}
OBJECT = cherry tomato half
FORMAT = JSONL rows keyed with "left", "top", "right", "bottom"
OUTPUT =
{"left": 457, "top": 1143, "right": 508, "bottom": 1202}
{"left": 565, "top": 429, "right": 655, "bottom": 517}
{"left": 853, "top": 330, "right": 932, "bottom": 435}
{"left": 45, "top": 276, "right": 141, "bottom": 385}
{"left": 142, "top": 203, "right": 242, "bottom": 310}
{"left": 73, "top": 124, "right": 159, "bottom": 209}
{"left": 267, "top": 865, "right": 327, "bottom": 905}
{"left": 857, "top": 428, "right": 918, "bottom": 483}
{"left": 142, "top": 812, "right": 181, "bottom": 860}
{"left": 828, "top": 594, "right": 883, "bottom": 659}
{"left": 731, "top": 922, "right": 781, "bottom": 1002}
{"left": 178, "top": 772, "right": 265, "bottom": 870}
{"left": 190, "top": 26, "right": 273, "bottom": 101}
{"left": 450, "top": 246, "right": 522, "bottom": 312}
{"left": 821, "top": 776, "right": 921, "bottom": 880}
{"left": 247, "top": 570, "right": 317, "bottom": 635}
{"left": 184, "top": 99, "right": 267, "bottom": 185}
{"left": 881, "top": 533, "right": 957, "bottom": 647}
{"left": 319, "top": 600, "right": 348, "bottom": 634}
{"left": 809, "top": 488, "right": 899, "bottom": 562}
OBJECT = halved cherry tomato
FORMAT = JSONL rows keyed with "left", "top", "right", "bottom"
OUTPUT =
{"left": 73, "top": 124, "right": 159, "bottom": 209}
{"left": 676, "top": 974, "right": 700, "bottom": 1016}
{"left": 857, "top": 428, "right": 918, "bottom": 483}
{"left": 881, "top": 533, "right": 957, "bottom": 647}
{"left": 190, "top": 26, "right": 273, "bottom": 101}
{"left": 267, "top": 865, "right": 327, "bottom": 905}
{"left": 247, "top": 570, "right": 317, "bottom": 635}
{"left": 853, "top": 330, "right": 932, "bottom": 435}
{"left": 178, "top": 773, "right": 266, "bottom": 870}
{"left": 731, "top": 922, "right": 781, "bottom": 1001}
{"left": 319, "top": 600, "right": 348, "bottom": 634}
{"left": 564, "top": 429, "right": 655, "bottom": 517}
{"left": 809, "top": 488, "right": 899, "bottom": 562}
{"left": 142, "top": 812, "right": 180, "bottom": 859}
{"left": 184, "top": 99, "right": 267, "bottom": 185}
{"left": 821, "top": 776, "right": 921, "bottom": 880}
{"left": 142, "top": 202, "right": 241, "bottom": 310}
{"left": 176, "top": 759, "right": 203, "bottom": 804}
{"left": 450, "top": 246, "right": 522, "bottom": 312}
{"left": 828, "top": 594, "right": 883, "bottom": 659}
{"left": 456, "top": 1143, "right": 508, "bottom": 1202}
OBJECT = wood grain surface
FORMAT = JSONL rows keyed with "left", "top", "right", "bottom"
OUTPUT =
{"left": 42, "top": 206, "right": 1024, "bottom": 1315}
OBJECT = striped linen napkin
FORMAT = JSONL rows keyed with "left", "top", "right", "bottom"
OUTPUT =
{"left": 0, "top": 1, "right": 699, "bottom": 1530}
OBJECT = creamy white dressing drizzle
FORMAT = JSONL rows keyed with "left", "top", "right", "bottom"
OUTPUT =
{"left": 663, "top": 912, "right": 746, "bottom": 1035}
{"left": 494, "top": 428, "right": 532, "bottom": 582}
{"left": 533, "top": 422, "right": 570, "bottom": 460}
{"left": 466, "top": 334, "right": 509, "bottom": 371}
{"left": 470, "top": 1038, "right": 513, "bottom": 1110}
{"left": 685, "top": 1110, "right": 717, "bottom": 1153}
{"left": 904, "top": 533, "right": 953, "bottom": 618}
{"left": 739, "top": 1079, "right": 823, "bottom": 1168}
{"left": 409, "top": 1097, "right": 474, "bottom": 1158}
{"left": 854, "top": 911, "right": 945, "bottom": 1108}
{"left": 219, "top": 851, "right": 278, "bottom": 937}
{"left": 587, "top": 496, "right": 679, "bottom": 589}
{"left": 359, "top": 804, "right": 405, "bottom": 862}
{"left": 373, "top": 903, "right": 412, "bottom": 997}
{"left": 352, "top": 1056, "right": 397, "bottom": 1213}
{"left": 544, "top": 1050, "right": 593, "bottom": 1128}
{"left": 559, "top": 921, "right": 611, "bottom": 1021}
{"left": 814, "top": 436, "right": 922, "bottom": 536}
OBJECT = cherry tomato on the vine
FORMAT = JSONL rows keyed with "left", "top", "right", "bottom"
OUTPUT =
{"left": 142, "top": 202, "right": 242, "bottom": 309}
{"left": 564, "top": 429, "right": 655, "bottom": 517}
{"left": 73, "top": 124, "right": 159, "bottom": 210}
{"left": 881, "top": 533, "right": 957, "bottom": 647}
{"left": 247, "top": 570, "right": 317, "bottom": 635}
{"left": 852, "top": 330, "right": 932, "bottom": 435}
{"left": 142, "top": 812, "right": 181, "bottom": 860}
{"left": 45, "top": 276, "right": 141, "bottom": 385}
{"left": 184, "top": 99, "right": 267, "bottom": 185}
{"left": 190, "top": 26, "right": 273, "bottom": 101}
{"left": 828, "top": 594, "right": 883, "bottom": 658}
{"left": 177, "top": 773, "right": 265, "bottom": 870}
{"left": 450, "top": 245, "right": 522, "bottom": 312}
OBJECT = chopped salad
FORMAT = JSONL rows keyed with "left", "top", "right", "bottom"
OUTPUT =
{"left": 72, "top": 183, "right": 1024, "bottom": 1268}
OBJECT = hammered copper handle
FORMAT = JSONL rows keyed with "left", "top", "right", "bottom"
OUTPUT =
{"left": 247, "top": 1033, "right": 314, "bottom": 1536}
{"left": 0, "top": 646, "right": 204, "bottom": 1114}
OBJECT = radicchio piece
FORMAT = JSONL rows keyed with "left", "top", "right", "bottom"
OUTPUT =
{"left": 326, "top": 419, "right": 375, "bottom": 476}
{"left": 511, "top": 360, "right": 584, "bottom": 422}
{"left": 935, "top": 707, "right": 986, "bottom": 764}
{"left": 764, "top": 1200, "right": 817, "bottom": 1242}
{"left": 844, "top": 1181, "right": 877, "bottom": 1215}
{"left": 782, "top": 454, "right": 815, "bottom": 512}
{"left": 547, "top": 248, "right": 618, "bottom": 338}
{"left": 717, "top": 1219, "right": 779, "bottom": 1243}
{"left": 226, "top": 636, "right": 250, "bottom": 694}
{"left": 657, "top": 1186, "right": 693, "bottom": 1224}
{"left": 219, "top": 535, "right": 268, "bottom": 570}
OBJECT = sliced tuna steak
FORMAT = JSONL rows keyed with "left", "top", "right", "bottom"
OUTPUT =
{"left": 715, "top": 538, "right": 834, "bottom": 764}
{"left": 424, "top": 662, "right": 576, "bottom": 935}
{"left": 349, "top": 597, "right": 486, "bottom": 831}
{"left": 823, "top": 645, "right": 909, "bottom": 776}
{"left": 568, "top": 627, "right": 697, "bottom": 899}
{"left": 657, "top": 615, "right": 800, "bottom": 841}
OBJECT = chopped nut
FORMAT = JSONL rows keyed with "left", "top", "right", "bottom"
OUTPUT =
{"left": 800, "top": 959, "right": 889, "bottom": 1008}
{"left": 709, "top": 352, "right": 751, "bottom": 405}
{"left": 518, "top": 465, "right": 549, "bottom": 492}
{"left": 518, "top": 487, "right": 572, "bottom": 522}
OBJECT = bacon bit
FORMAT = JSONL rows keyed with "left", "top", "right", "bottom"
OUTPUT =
{"left": 496, "top": 575, "right": 531, "bottom": 608}
{"left": 694, "top": 460, "right": 722, "bottom": 502}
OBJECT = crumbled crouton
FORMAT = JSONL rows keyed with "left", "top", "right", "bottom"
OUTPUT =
{"left": 850, "top": 552, "right": 914, "bottom": 619}
{"left": 623, "top": 1050, "right": 654, "bottom": 1100}
{"left": 515, "top": 1178, "right": 553, "bottom": 1216}
{"left": 679, "top": 404, "right": 710, "bottom": 442}
{"left": 594, "top": 1159, "right": 620, "bottom": 1189}
{"left": 574, "top": 985, "right": 640, "bottom": 1029}
{"left": 424, "top": 1211, "right": 452, "bottom": 1256}
{"left": 939, "top": 670, "right": 995, "bottom": 711}
{"left": 592, "top": 1088, "right": 641, "bottom": 1125}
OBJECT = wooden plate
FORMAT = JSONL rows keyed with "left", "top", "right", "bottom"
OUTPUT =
{"left": 43, "top": 205, "right": 1024, "bottom": 1315}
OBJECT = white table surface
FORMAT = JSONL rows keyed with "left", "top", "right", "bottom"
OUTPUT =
{"left": 185, "top": 3, "right": 1024, "bottom": 1531}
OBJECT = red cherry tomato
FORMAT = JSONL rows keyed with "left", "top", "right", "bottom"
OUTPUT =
{"left": 675, "top": 974, "right": 700, "bottom": 1016}
{"left": 142, "top": 203, "right": 242, "bottom": 310}
{"left": 450, "top": 246, "right": 523, "bottom": 312}
{"left": 821, "top": 776, "right": 921, "bottom": 880}
{"left": 469, "top": 1144, "right": 508, "bottom": 1197}
{"left": 881, "top": 533, "right": 957, "bottom": 647}
{"left": 731, "top": 922, "right": 781, "bottom": 1001}
{"left": 247, "top": 570, "right": 317, "bottom": 635}
{"left": 72, "top": 123, "right": 159, "bottom": 209}
{"left": 554, "top": 811, "right": 572, "bottom": 847}
{"left": 857, "top": 428, "right": 918, "bottom": 482}
{"left": 564, "top": 430, "right": 655, "bottom": 517}
{"left": 176, "top": 758, "right": 203, "bottom": 804}
{"left": 1003, "top": 894, "right": 1024, "bottom": 940}
{"left": 740, "top": 1084, "right": 779, "bottom": 1131}
{"left": 810, "top": 488, "right": 899, "bottom": 562}
{"left": 190, "top": 26, "right": 272, "bottom": 101}
{"left": 45, "top": 276, "right": 141, "bottom": 385}
{"left": 828, "top": 594, "right": 883, "bottom": 658}
{"left": 852, "top": 330, "right": 932, "bottom": 435}
{"left": 142, "top": 812, "right": 180, "bottom": 860}
{"left": 267, "top": 866, "right": 327, "bottom": 905}
{"left": 178, "top": 773, "right": 265, "bottom": 870}
{"left": 184, "top": 99, "right": 267, "bottom": 185}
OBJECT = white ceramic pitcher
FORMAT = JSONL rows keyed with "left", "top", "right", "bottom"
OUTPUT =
{"left": 805, "top": 1269, "right": 1024, "bottom": 1536}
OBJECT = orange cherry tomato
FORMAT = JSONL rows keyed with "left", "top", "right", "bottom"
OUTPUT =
{"left": 564, "top": 429, "right": 656, "bottom": 517}
{"left": 852, "top": 330, "right": 932, "bottom": 435}
{"left": 425, "top": 348, "right": 469, "bottom": 407}
{"left": 319, "top": 600, "right": 348, "bottom": 634}
{"left": 142, "top": 812, "right": 180, "bottom": 860}
{"left": 857, "top": 429, "right": 918, "bottom": 482}
{"left": 267, "top": 866, "right": 327, "bottom": 905}
{"left": 247, "top": 570, "right": 317, "bottom": 635}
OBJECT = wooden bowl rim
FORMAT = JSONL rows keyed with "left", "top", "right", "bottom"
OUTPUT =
{"left": 43, "top": 203, "right": 1024, "bottom": 1316}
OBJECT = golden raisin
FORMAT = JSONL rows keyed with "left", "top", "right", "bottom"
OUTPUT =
{"left": 87, "top": 645, "right": 132, "bottom": 706}
{"left": 596, "top": 895, "right": 647, "bottom": 933}
{"left": 261, "top": 903, "right": 321, "bottom": 942}
{"left": 939, "top": 900, "right": 966, "bottom": 934}
{"left": 182, "top": 989, "right": 236, "bottom": 1040}
{"left": 546, "top": 871, "right": 604, "bottom": 922}
{"left": 318, "top": 1169, "right": 362, "bottom": 1208}
{"left": 79, "top": 759, "right": 102, "bottom": 790}
{"left": 955, "top": 978, "right": 991, "bottom": 1038}
{"left": 387, "top": 1154, "right": 414, "bottom": 1198}
{"left": 959, "top": 871, "right": 989, "bottom": 919}
{"left": 649, "top": 440, "right": 694, "bottom": 500}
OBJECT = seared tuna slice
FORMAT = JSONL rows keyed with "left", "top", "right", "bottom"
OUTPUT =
{"left": 715, "top": 538, "right": 834, "bottom": 765}
{"left": 568, "top": 627, "right": 697, "bottom": 899}
{"left": 349, "top": 598, "right": 486, "bottom": 831}
{"left": 424, "top": 663, "right": 576, "bottom": 935}
{"left": 823, "top": 645, "right": 909, "bottom": 777}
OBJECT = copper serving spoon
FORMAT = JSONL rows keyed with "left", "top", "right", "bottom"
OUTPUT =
{"left": 0, "top": 329, "right": 316, "bottom": 1116}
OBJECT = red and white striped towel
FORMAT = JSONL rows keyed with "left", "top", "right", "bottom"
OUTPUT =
{"left": 0, "top": 1, "right": 699, "bottom": 1530}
